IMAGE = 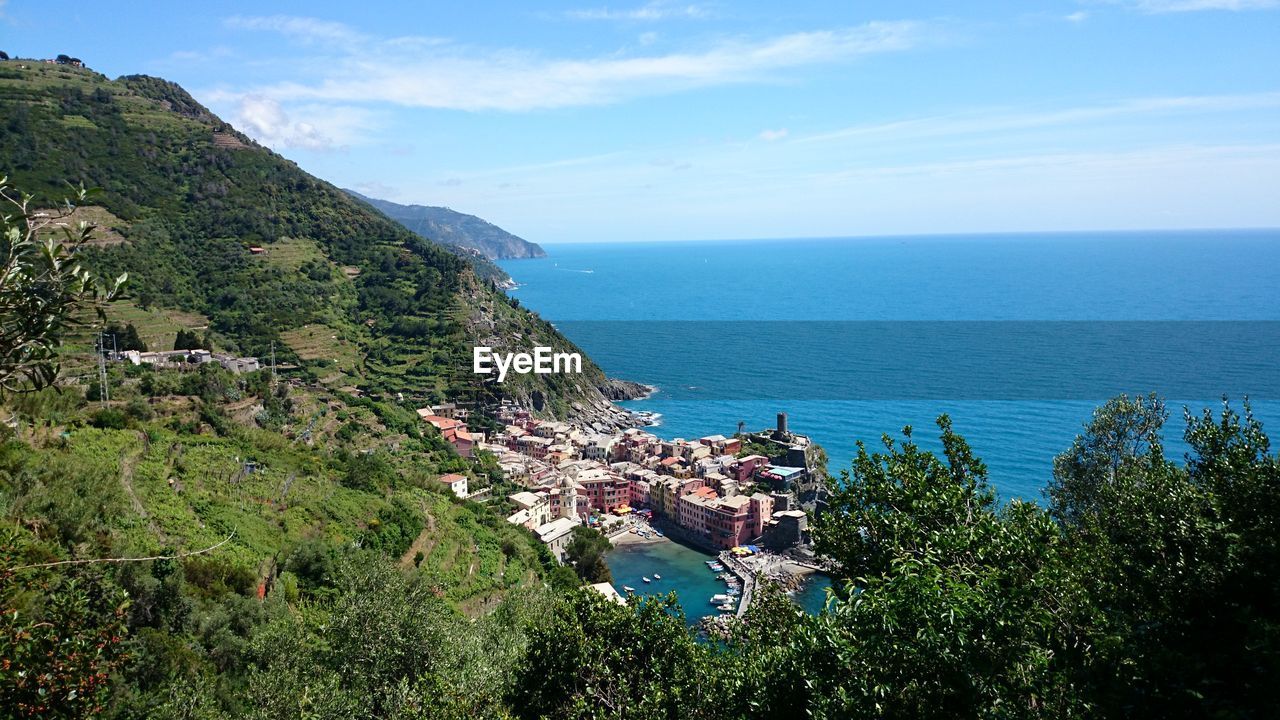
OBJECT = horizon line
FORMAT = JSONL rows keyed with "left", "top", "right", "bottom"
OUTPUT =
{"left": 511, "top": 225, "right": 1280, "bottom": 248}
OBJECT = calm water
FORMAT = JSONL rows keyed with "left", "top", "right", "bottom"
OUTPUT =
{"left": 606, "top": 539, "right": 833, "bottom": 624}
{"left": 499, "top": 231, "right": 1280, "bottom": 502}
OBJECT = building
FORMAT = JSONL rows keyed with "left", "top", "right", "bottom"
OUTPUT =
{"left": 589, "top": 582, "right": 627, "bottom": 605}
{"left": 760, "top": 465, "right": 806, "bottom": 490}
{"left": 438, "top": 473, "right": 468, "bottom": 498}
{"left": 536, "top": 517, "right": 579, "bottom": 562}
{"left": 507, "top": 490, "right": 551, "bottom": 529}
{"left": 675, "top": 488, "right": 775, "bottom": 550}
{"left": 562, "top": 461, "right": 630, "bottom": 514}
{"left": 764, "top": 509, "right": 809, "bottom": 548}
{"left": 732, "top": 455, "right": 769, "bottom": 483}
{"left": 417, "top": 411, "right": 475, "bottom": 458}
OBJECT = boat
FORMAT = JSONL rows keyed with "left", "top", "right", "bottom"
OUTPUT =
{"left": 704, "top": 560, "right": 718, "bottom": 567}
{"left": 708, "top": 564, "right": 725, "bottom": 572}
{"left": 654, "top": 530, "right": 664, "bottom": 537}
{"left": 622, "top": 586, "right": 635, "bottom": 593}
{"left": 653, "top": 573, "right": 662, "bottom": 580}
{"left": 643, "top": 577, "right": 651, "bottom": 583}
{"left": 717, "top": 602, "right": 735, "bottom": 612}
{"left": 726, "top": 588, "right": 740, "bottom": 596}
{"left": 710, "top": 593, "right": 730, "bottom": 604}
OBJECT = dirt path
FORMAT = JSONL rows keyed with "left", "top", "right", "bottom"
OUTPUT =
{"left": 120, "top": 431, "right": 165, "bottom": 541}
{"left": 398, "top": 510, "right": 437, "bottom": 568}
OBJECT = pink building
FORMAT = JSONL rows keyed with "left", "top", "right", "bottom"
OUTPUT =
{"left": 732, "top": 455, "right": 769, "bottom": 483}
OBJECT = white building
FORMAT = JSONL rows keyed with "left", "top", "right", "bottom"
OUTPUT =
{"left": 507, "top": 490, "right": 551, "bottom": 529}
{"left": 535, "top": 517, "right": 579, "bottom": 562}
{"left": 438, "top": 473, "right": 468, "bottom": 498}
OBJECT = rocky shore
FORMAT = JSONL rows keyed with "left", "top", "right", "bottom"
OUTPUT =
{"left": 598, "top": 378, "right": 656, "bottom": 401}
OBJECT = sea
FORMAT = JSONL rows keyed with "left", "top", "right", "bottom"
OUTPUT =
{"left": 498, "top": 230, "right": 1280, "bottom": 620}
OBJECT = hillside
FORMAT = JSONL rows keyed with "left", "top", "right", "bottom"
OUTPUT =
{"left": 348, "top": 189, "right": 547, "bottom": 260}
{"left": 0, "top": 60, "right": 639, "bottom": 424}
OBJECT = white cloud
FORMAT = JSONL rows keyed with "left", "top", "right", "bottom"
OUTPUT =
{"left": 219, "top": 19, "right": 922, "bottom": 112}
{"left": 758, "top": 128, "right": 789, "bottom": 141}
{"left": 1064, "top": 11, "right": 1090, "bottom": 22}
{"left": 566, "top": 1, "right": 710, "bottom": 21}
{"left": 1112, "top": 0, "right": 1279, "bottom": 12}
{"left": 232, "top": 94, "right": 373, "bottom": 151}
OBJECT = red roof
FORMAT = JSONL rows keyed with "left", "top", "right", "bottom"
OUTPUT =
{"left": 439, "top": 473, "right": 466, "bottom": 484}
{"left": 660, "top": 456, "right": 682, "bottom": 467}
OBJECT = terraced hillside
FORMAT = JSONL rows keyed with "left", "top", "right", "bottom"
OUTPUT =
{"left": 0, "top": 60, "right": 634, "bottom": 417}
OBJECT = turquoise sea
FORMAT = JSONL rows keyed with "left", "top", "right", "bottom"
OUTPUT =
{"left": 499, "top": 230, "right": 1280, "bottom": 504}
{"left": 606, "top": 539, "right": 834, "bottom": 626}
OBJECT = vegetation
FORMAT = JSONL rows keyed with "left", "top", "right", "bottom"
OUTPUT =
{"left": 0, "top": 177, "right": 125, "bottom": 391}
{"left": 4, "top": 388, "right": 1276, "bottom": 718}
{"left": 348, "top": 188, "right": 547, "bottom": 262}
{"left": 564, "top": 525, "right": 613, "bottom": 584}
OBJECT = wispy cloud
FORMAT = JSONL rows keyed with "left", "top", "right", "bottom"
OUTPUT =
{"left": 1064, "top": 11, "right": 1090, "bottom": 22}
{"left": 224, "top": 14, "right": 367, "bottom": 44}
{"left": 1109, "top": 0, "right": 1280, "bottom": 12}
{"left": 794, "top": 92, "right": 1280, "bottom": 146}
{"left": 758, "top": 128, "right": 789, "bottom": 141}
{"left": 216, "top": 18, "right": 923, "bottom": 112}
{"left": 566, "top": 1, "right": 711, "bottom": 21}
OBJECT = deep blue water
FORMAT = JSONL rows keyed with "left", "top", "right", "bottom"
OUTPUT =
{"left": 499, "top": 231, "right": 1280, "bottom": 502}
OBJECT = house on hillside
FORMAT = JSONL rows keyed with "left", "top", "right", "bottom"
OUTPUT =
{"left": 438, "top": 473, "right": 468, "bottom": 498}
{"left": 416, "top": 411, "right": 475, "bottom": 457}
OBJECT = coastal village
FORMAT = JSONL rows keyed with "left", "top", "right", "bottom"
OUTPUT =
{"left": 418, "top": 399, "right": 827, "bottom": 616}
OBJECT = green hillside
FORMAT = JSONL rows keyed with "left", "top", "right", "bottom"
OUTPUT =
{"left": 347, "top": 189, "right": 548, "bottom": 261}
{"left": 0, "top": 61, "right": 618, "bottom": 412}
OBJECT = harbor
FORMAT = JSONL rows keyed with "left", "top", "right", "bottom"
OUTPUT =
{"left": 605, "top": 530, "right": 831, "bottom": 626}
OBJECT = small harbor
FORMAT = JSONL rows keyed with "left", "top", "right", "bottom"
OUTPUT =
{"left": 605, "top": 533, "right": 832, "bottom": 626}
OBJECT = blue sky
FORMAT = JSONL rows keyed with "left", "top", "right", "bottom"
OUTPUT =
{"left": 3, "top": 0, "right": 1278, "bottom": 242}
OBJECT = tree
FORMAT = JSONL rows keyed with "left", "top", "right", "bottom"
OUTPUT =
{"left": 103, "top": 322, "right": 146, "bottom": 352}
{"left": 811, "top": 417, "right": 1083, "bottom": 717}
{"left": 173, "top": 328, "right": 206, "bottom": 351}
{"left": 510, "top": 591, "right": 715, "bottom": 719}
{"left": 0, "top": 177, "right": 126, "bottom": 392}
{"left": 1048, "top": 393, "right": 1167, "bottom": 525}
{"left": 0, "top": 51, "right": 10, "bottom": 61}
{"left": 563, "top": 525, "right": 612, "bottom": 584}
{"left": 1058, "top": 398, "right": 1280, "bottom": 713}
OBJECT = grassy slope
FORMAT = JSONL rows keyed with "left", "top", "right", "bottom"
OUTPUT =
{"left": 2, "top": 370, "right": 549, "bottom": 612}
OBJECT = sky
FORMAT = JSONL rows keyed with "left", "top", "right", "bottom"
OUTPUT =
{"left": 2, "top": 0, "right": 1279, "bottom": 243}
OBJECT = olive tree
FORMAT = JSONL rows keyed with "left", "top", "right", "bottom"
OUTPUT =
{"left": 0, "top": 176, "right": 126, "bottom": 392}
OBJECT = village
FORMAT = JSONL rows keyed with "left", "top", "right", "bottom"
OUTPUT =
{"left": 417, "top": 401, "right": 821, "bottom": 584}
